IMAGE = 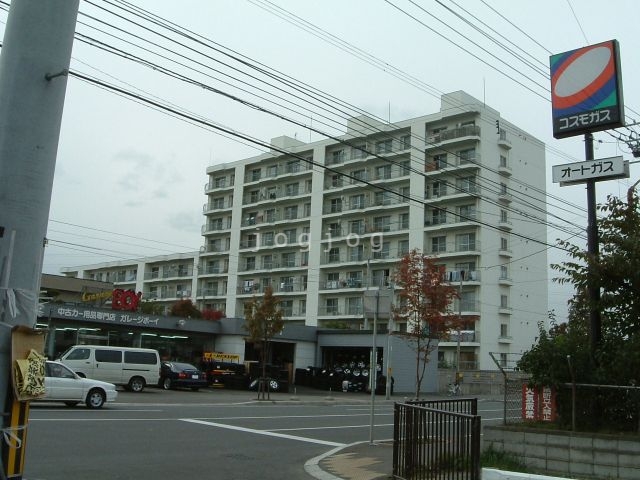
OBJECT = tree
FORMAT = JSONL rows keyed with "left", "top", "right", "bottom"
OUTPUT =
{"left": 169, "top": 299, "right": 202, "bottom": 318}
{"left": 392, "top": 249, "right": 460, "bottom": 398}
{"left": 244, "top": 286, "right": 285, "bottom": 400}
{"left": 519, "top": 188, "right": 640, "bottom": 431}
{"left": 552, "top": 187, "right": 640, "bottom": 361}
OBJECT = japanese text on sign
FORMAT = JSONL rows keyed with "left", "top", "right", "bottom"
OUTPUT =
{"left": 552, "top": 156, "right": 625, "bottom": 184}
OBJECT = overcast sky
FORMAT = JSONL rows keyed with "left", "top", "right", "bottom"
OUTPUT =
{"left": 1, "top": 0, "right": 638, "bottom": 321}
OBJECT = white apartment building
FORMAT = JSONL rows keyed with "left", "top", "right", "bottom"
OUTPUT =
{"left": 62, "top": 91, "right": 548, "bottom": 370}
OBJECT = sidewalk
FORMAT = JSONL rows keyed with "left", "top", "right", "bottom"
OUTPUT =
{"left": 306, "top": 440, "right": 393, "bottom": 480}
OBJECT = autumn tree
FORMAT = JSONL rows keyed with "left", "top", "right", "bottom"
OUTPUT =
{"left": 169, "top": 299, "right": 202, "bottom": 318}
{"left": 392, "top": 249, "right": 460, "bottom": 398}
{"left": 244, "top": 286, "right": 285, "bottom": 400}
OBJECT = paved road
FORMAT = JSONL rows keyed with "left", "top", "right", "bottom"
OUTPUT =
{"left": 23, "top": 388, "right": 506, "bottom": 480}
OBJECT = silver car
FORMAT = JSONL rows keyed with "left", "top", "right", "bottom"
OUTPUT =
{"left": 37, "top": 360, "right": 118, "bottom": 409}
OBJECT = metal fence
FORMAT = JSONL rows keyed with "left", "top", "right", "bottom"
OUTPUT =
{"left": 393, "top": 398, "right": 481, "bottom": 480}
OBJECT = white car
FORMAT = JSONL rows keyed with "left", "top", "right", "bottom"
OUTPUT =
{"left": 38, "top": 360, "right": 118, "bottom": 409}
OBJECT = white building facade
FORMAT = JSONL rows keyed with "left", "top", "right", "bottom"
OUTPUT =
{"left": 62, "top": 91, "right": 548, "bottom": 371}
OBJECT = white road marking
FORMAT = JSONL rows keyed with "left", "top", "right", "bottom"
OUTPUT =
{"left": 180, "top": 418, "right": 347, "bottom": 447}
{"left": 270, "top": 423, "right": 394, "bottom": 432}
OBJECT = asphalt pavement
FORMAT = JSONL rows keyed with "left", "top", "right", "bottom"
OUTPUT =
{"left": 247, "top": 386, "right": 398, "bottom": 480}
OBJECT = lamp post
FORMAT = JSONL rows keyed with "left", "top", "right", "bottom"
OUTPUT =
{"left": 455, "top": 270, "right": 465, "bottom": 385}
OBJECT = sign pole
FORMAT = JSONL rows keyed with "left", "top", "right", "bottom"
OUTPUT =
{"left": 584, "top": 133, "right": 602, "bottom": 357}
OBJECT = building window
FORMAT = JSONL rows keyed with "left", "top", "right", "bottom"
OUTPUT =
{"left": 375, "top": 165, "right": 391, "bottom": 180}
{"left": 328, "top": 247, "right": 340, "bottom": 263}
{"left": 400, "top": 213, "right": 409, "bottom": 229}
{"left": 352, "top": 144, "right": 367, "bottom": 159}
{"left": 457, "top": 176, "right": 477, "bottom": 193}
{"left": 434, "top": 153, "right": 448, "bottom": 169}
{"left": 458, "top": 204, "right": 476, "bottom": 221}
{"left": 373, "top": 242, "right": 390, "bottom": 260}
{"left": 375, "top": 139, "right": 393, "bottom": 154}
{"left": 325, "top": 298, "right": 339, "bottom": 315}
{"left": 267, "top": 165, "right": 278, "bottom": 177}
{"left": 431, "top": 208, "right": 446, "bottom": 225}
{"left": 349, "top": 245, "right": 364, "bottom": 261}
{"left": 500, "top": 265, "right": 508, "bottom": 279}
{"left": 280, "top": 300, "right": 293, "bottom": 316}
{"left": 245, "top": 257, "right": 256, "bottom": 271}
{"left": 350, "top": 219, "right": 364, "bottom": 235}
{"left": 281, "top": 252, "right": 296, "bottom": 268}
{"left": 285, "top": 160, "right": 300, "bottom": 173}
{"left": 431, "top": 236, "right": 446, "bottom": 253}
{"left": 331, "top": 150, "right": 345, "bottom": 164}
{"left": 501, "top": 209, "right": 508, "bottom": 222}
{"left": 350, "top": 194, "right": 365, "bottom": 209}
{"left": 401, "top": 134, "right": 411, "bottom": 150}
{"left": 398, "top": 240, "right": 409, "bottom": 256}
{"left": 213, "top": 176, "right": 226, "bottom": 188}
{"left": 501, "top": 237, "right": 508, "bottom": 250}
{"left": 456, "top": 233, "right": 476, "bottom": 251}
{"left": 458, "top": 148, "right": 476, "bottom": 164}
{"left": 500, "top": 295, "right": 508, "bottom": 308}
{"left": 500, "top": 155, "right": 508, "bottom": 168}
{"left": 285, "top": 183, "right": 299, "bottom": 196}
{"left": 500, "top": 183, "right": 508, "bottom": 195}
{"left": 284, "top": 228, "right": 297, "bottom": 244}
{"left": 262, "top": 255, "right": 273, "bottom": 269}
{"left": 432, "top": 181, "right": 447, "bottom": 198}
{"left": 352, "top": 169, "right": 367, "bottom": 182}
{"left": 251, "top": 168, "right": 261, "bottom": 181}
{"left": 284, "top": 205, "right": 298, "bottom": 220}
{"left": 280, "top": 276, "right": 294, "bottom": 292}
{"left": 374, "top": 191, "right": 391, "bottom": 206}
{"left": 330, "top": 198, "right": 342, "bottom": 213}
{"left": 348, "top": 297, "right": 363, "bottom": 315}
{"left": 373, "top": 216, "right": 391, "bottom": 232}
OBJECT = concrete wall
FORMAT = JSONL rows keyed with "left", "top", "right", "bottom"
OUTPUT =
{"left": 484, "top": 425, "right": 640, "bottom": 480}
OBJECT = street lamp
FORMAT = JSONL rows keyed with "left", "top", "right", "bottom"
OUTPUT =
{"left": 455, "top": 270, "right": 465, "bottom": 386}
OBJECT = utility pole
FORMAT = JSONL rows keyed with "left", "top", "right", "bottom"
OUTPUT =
{"left": 0, "top": 1, "right": 79, "bottom": 477}
{"left": 455, "top": 270, "right": 464, "bottom": 385}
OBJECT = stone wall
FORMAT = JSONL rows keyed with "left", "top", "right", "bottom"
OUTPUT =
{"left": 484, "top": 425, "right": 640, "bottom": 480}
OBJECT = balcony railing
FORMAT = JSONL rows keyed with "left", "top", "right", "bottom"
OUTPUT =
{"left": 426, "top": 124, "right": 481, "bottom": 145}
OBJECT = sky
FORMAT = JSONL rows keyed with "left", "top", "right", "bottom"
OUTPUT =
{"left": 1, "top": 0, "right": 639, "bottom": 322}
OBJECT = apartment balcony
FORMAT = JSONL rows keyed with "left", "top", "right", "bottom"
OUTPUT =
{"left": 425, "top": 152, "right": 482, "bottom": 174}
{"left": 424, "top": 212, "right": 480, "bottom": 230}
{"left": 204, "top": 179, "right": 234, "bottom": 193}
{"left": 498, "top": 219, "right": 513, "bottom": 231}
{"left": 451, "top": 300, "right": 480, "bottom": 315}
{"left": 498, "top": 248, "right": 513, "bottom": 258}
{"left": 499, "top": 306, "right": 513, "bottom": 315}
{"left": 498, "top": 131, "right": 512, "bottom": 149}
{"left": 199, "top": 244, "right": 230, "bottom": 255}
{"left": 498, "top": 335, "right": 513, "bottom": 344}
{"left": 203, "top": 201, "right": 232, "bottom": 213}
{"left": 202, "top": 222, "right": 231, "bottom": 235}
{"left": 424, "top": 185, "right": 481, "bottom": 202}
{"left": 318, "top": 306, "right": 365, "bottom": 317}
{"left": 199, "top": 266, "right": 228, "bottom": 275}
{"left": 426, "top": 125, "right": 481, "bottom": 149}
{"left": 322, "top": 196, "right": 407, "bottom": 215}
{"left": 197, "top": 288, "right": 226, "bottom": 297}
{"left": 498, "top": 162, "right": 512, "bottom": 177}
{"left": 439, "top": 330, "right": 481, "bottom": 346}
{"left": 430, "top": 240, "right": 482, "bottom": 259}
{"left": 443, "top": 270, "right": 480, "bottom": 283}
{"left": 498, "top": 275, "right": 513, "bottom": 286}
{"left": 497, "top": 192, "right": 512, "bottom": 203}
{"left": 243, "top": 186, "right": 312, "bottom": 206}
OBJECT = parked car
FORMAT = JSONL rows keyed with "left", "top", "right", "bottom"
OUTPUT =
{"left": 58, "top": 345, "right": 160, "bottom": 392}
{"left": 36, "top": 360, "right": 118, "bottom": 409}
{"left": 159, "top": 362, "right": 208, "bottom": 391}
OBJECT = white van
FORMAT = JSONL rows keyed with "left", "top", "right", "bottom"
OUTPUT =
{"left": 59, "top": 345, "right": 160, "bottom": 392}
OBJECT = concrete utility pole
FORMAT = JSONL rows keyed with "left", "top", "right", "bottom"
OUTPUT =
{"left": 0, "top": 1, "right": 79, "bottom": 477}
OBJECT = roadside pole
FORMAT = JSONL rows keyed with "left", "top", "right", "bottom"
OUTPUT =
{"left": 0, "top": 1, "right": 79, "bottom": 478}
